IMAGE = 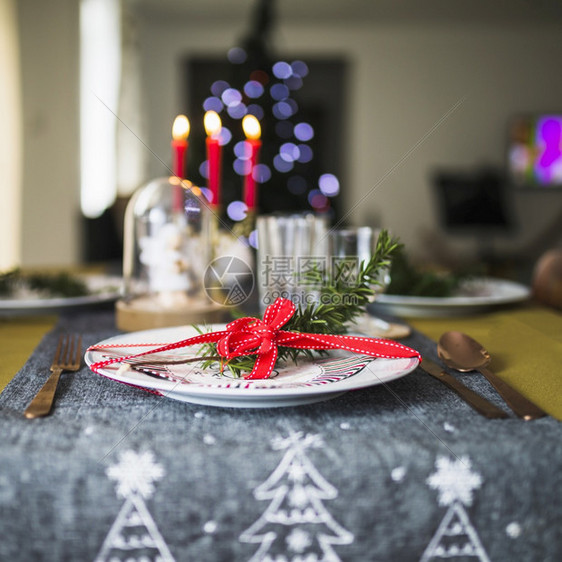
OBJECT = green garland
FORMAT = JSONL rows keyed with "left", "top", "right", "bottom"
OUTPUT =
{"left": 385, "top": 249, "right": 476, "bottom": 297}
{"left": 0, "top": 269, "right": 89, "bottom": 298}
{"left": 200, "top": 229, "right": 401, "bottom": 377}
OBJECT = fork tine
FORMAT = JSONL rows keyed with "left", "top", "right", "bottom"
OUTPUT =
{"left": 64, "top": 336, "right": 71, "bottom": 362}
{"left": 62, "top": 335, "right": 73, "bottom": 365}
{"left": 72, "top": 335, "right": 82, "bottom": 367}
{"left": 52, "top": 335, "right": 65, "bottom": 365}
{"left": 64, "top": 336, "right": 74, "bottom": 367}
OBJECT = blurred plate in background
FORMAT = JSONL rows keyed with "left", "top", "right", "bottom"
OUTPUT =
{"left": 371, "top": 277, "right": 530, "bottom": 318}
{"left": 0, "top": 274, "right": 121, "bottom": 316}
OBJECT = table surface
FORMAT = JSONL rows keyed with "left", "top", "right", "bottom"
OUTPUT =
{"left": 2, "top": 303, "right": 561, "bottom": 418}
{"left": 0, "top": 314, "right": 57, "bottom": 391}
{"left": 0, "top": 303, "right": 561, "bottom": 561}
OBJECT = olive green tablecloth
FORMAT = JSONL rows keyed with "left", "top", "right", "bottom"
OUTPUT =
{"left": 407, "top": 305, "right": 562, "bottom": 421}
{"left": 0, "top": 315, "right": 57, "bottom": 390}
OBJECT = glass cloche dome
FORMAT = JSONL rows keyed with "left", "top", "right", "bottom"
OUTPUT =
{"left": 116, "top": 176, "right": 225, "bottom": 330}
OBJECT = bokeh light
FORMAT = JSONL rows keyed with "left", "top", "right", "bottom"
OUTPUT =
{"left": 248, "top": 229, "right": 258, "bottom": 249}
{"left": 308, "top": 189, "right": 328, "bottom": 209}
{"left": 270, "top": 83, "right": 289, "bottom": 101}
{"left": 227, "top": 47, "right": 247, "bottom": 64}
{"left": 285, "top": 75, "right": 303, "bottom": 90}
{"left": 199, "top": 161, "right": 209, "bottom": 179}
{"left": 227, "top": 102, "right": 247, "bottom": 119}
{"left": 200, "top": 52, "right": 332, "bottom": 218}
{"left": 203, "top": 96, "right": 224, "bottom": 113}
{"left": 227, "top": 200, "right": 248, "bottom": 221}
{"left": 318, "top": 173, "right": 340, "bottom": 196}
{"left": 234, "top": 140, "right": 250, "bottom": 159}
{"left": 273, "top": 154, "right": 294, "bottom": 173}
{"left": 211, "top": 80, "right": 229, "bottom": 97}
{"left": 279, "top": 142, "right": 300, "bottom": 162}
{"left": 291, "top": 60, "right": 309, "bottom": 77}
{"left": 272, "top": 101, "right": 294, "bottom": 120}
{"left": 244, "top": 80, "right": 264, "bottom": 98}
{"left": 250, "top": 70, "right": 269, "bottom": 85}
{"left": 286, "top": 98, "right": 299, "bottom": 114}
{"left": 294, "top": 122, "right": 314, "bottom": 142}
{"left": 253, "top": 163, "right": 272, "bottom": 183}
{"left": 272, "top": 61, "right": 292, "bottom": 79}
{"left": 218, "top": 127, "right": 232, "bottom": 146}
{"left": 221, "top": 88, "right": 242, "bottom": 107}
{"left": 200, "top": 187, "right": 212, "bottom": 203}
{"left": 233, "top": 158, "right": 251, "bottom": 176}
{"left": 297, "top": 144, "right": 314, "bottom": 163}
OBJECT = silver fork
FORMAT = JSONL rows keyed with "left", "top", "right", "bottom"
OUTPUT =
{"left": 24, "top": 334, "right": 82, "bottom": 419}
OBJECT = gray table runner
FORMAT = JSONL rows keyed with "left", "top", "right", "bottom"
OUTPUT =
{"left": 0, "top": 311, "right": 560, "bottom": 561}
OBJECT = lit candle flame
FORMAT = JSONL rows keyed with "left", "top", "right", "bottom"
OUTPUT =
{"left": 204, "top": 111, "right": 222, "bottom": 137}
{"left": 242, "top": 114, "right": 261, "bottom": 140}
{"left": 172, "top": 115, "right": 190, "bottom": 140}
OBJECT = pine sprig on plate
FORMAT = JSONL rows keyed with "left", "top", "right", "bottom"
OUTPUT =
{"left": 287, "top": 229, "right": 400, "bottom": 334}
{"left": 199, "top": 229, "right": 401, "bottom": 378}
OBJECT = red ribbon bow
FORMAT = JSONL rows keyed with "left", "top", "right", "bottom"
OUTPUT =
{"left": 90, "top": 298, "right": 421, "bottom": 379}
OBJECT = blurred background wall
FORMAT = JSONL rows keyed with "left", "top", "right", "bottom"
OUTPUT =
{"left": 16, "top": 0, "right": 80, "bottom": 267}
{"left": 0, "top": 0, "right": 22, "bottom": 270}
{"left": 10, "top": 0, "right": 562, "bottom": 278}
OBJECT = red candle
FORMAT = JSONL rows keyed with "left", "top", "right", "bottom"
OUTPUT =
{"left": 171, "top": 115, "right": 190, "bottom": 177}
{"left": 204, "top": 110, "right": 222, "bottom": 207}
{"left": 171, "top": 115, "right": 190, "bottom": 212}
{"left": 242, "top": 115, "right": 262, "bottom": 211}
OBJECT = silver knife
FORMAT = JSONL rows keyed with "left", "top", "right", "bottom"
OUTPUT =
{"left": 420, "top": 357, "right": 508, "bottom": 419}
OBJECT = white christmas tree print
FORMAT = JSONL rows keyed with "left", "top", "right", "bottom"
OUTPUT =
{"left": 420, "top": 456, "right": 490, "bottom": 562}
{"left": 95, "top": 450, "right": 175, "bottom": 562}
{"left": 240, "top": 431, "right": 354, "bottom": 562}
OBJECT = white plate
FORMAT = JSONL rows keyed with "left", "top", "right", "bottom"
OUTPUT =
{"left": 373, "top": 277, "right": 530, "bottom": 318}
{"left": 85, "top": 325, "right": 420, "bottom": 408}
{"left": 0, "top": 274, "right": 121, "bottom": 316}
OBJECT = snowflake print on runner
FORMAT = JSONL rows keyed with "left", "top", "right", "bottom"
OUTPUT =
{"left": 240, "top": 431, "right": 354, "bottom": 562}
{"left": 95, "top": 450, "right": 175, "bottom": 562}
{"left": 420, "top": 456, "right": 490, "bottom": 562}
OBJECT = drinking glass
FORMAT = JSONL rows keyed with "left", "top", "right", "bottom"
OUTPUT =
{"left": 256, "top": 213, "right": 329, "bottom": 311}
{"left": 329, "top": 226, "right": 389, "bottom": 299}
{"left": 328, "top": 226, "right": 409, "bottom": 337}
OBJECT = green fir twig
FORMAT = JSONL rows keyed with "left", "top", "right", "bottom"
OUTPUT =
{"left": 195, "top": 229, "right": 401, "bottom": 378}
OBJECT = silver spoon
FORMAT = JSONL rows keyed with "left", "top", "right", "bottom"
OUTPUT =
{"left": 437, "top": 331, "right": 547, "bottom": 420}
